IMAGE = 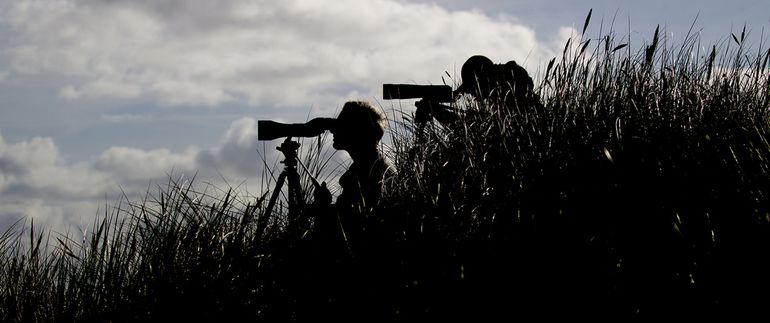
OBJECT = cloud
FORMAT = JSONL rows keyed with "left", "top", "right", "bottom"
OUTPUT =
{"left": 59, "top": 79, "right": 142, "bottom": 99}
{"left": 1, "top": 0, "right": 567, "bottom": 111}
{"left": 0, "top": 131, "right": 112, "bottom": 200}
{"left": 0, "top": 130, "right": 115, "bottom": 231}
{"left": 94, "top": 146, "right": 199, "bottom": 183}
{"left": 0, "top": 0, "right": 572, "bottom": 234}
{"left": 197, "top": 117, "right": 262, "bottom": 176}
{"left": 0, "top": 118, "right": 303, "bottom": 232}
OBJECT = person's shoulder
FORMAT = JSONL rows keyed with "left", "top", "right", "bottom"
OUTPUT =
{"left": 502, "top": 60, "right": 520, "bottom": 67}
{"left": 498, "top": 61, "right": 533, "bottom": 87}
{"left": 500, "top": 60, "right": 528, "bottom": 75}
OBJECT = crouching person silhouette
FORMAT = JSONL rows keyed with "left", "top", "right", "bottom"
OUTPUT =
{"left": 415, "top": 55, "right": 537, "bottom": 126}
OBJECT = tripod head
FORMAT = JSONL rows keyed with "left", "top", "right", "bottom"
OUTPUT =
{"left": 276, "top": 138, "right": 301, "bottom": 168}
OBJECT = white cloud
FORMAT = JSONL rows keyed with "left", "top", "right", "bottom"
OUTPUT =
{"left": 0, "top": 118, "right": 303, "bottom": 232}
{"left": 63, "top": 78, "right": 143, "bottom": 99}
{"left": 94, "top": 146, "right": 200, "bottom": 182}
{"left": 198, "top": 117, "right": 276, "bottom": 176}
{"left": 99, "top": 113, "right": 156, "bottom": 123}
{"left": 1, "top": 0, "right": 567, "bottom": 111}
{"left": 0, "top": 132, "right": 112, "bottom": 199}
{"left": 0, "top": 0, "right": 572, "bottom": 234}
{"left": 0, "top": 130, "right": 116, "bottom": 231}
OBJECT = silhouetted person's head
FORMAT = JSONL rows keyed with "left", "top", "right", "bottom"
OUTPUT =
{"left": 454, "top": 55, "right": 495, "bottom": 98}
{"left": 332, "top": 101, "right": 385, "bottom": 156}
{"left": 454, "top": 55, "right": 534, "bottom": 104}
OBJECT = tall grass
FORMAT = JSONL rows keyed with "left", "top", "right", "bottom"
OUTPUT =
{"left": 0, "top": 178, "right": 281, "bottom": 321}
{"left": 1, "top": 18, "right": 769, "bottom": 321}
{"left": 379, "top": 21, "right": 770, "bottom": 319}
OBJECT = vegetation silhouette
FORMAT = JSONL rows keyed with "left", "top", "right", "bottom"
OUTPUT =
{"left": 1, "top": 17, "right": 769, "bottom": 321}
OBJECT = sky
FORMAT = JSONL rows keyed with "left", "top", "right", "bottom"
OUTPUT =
{"left": 1, "top": 0, "right": 768, "bottom": 232}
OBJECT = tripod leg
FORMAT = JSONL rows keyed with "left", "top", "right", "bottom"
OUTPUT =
{"left": 265, "top": 170, "right": 288, "bottom": 218}
{"left": 286, "top": 169, "right": 303, "bottom": 227}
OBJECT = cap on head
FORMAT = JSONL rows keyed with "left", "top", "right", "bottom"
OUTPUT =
{"left": 455, "top": 55, "right": 494, "bottom": 95}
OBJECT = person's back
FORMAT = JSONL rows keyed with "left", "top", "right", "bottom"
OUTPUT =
{"left": 414, "top": 55, "right": 538, "bottom": 126}
{"left": 455, "top": 55, "right": 535, "bottom": 109}
{"left": 497, "top": 60, "right": 536, "bottom": 108}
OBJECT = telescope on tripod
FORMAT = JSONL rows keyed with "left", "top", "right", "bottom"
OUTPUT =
{"left": 257, "top": 118, "right": 335, "bottom": 221}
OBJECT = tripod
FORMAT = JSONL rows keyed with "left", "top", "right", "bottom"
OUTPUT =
{"left": 264, "top": 138, "right": 304, "bottom": 226}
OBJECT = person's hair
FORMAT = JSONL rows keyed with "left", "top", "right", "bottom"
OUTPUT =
{"left": 338, "top": 101, "right": 386, "bottom": 142}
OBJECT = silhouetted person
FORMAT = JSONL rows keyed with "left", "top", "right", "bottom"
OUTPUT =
{"left": 415, "top": 55, "right": 537, "bottom": 125}
{"left": 311, "top": 100, "right": 394, "bottom": 241}
{"left": 332, "top": 100, "right": 393, "bottom": 211}
{"left": 297, "top": 101, "right": 393, "bottom": 238}
{"left": 303, "top": 101, "right": 394, "bottom": 320}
